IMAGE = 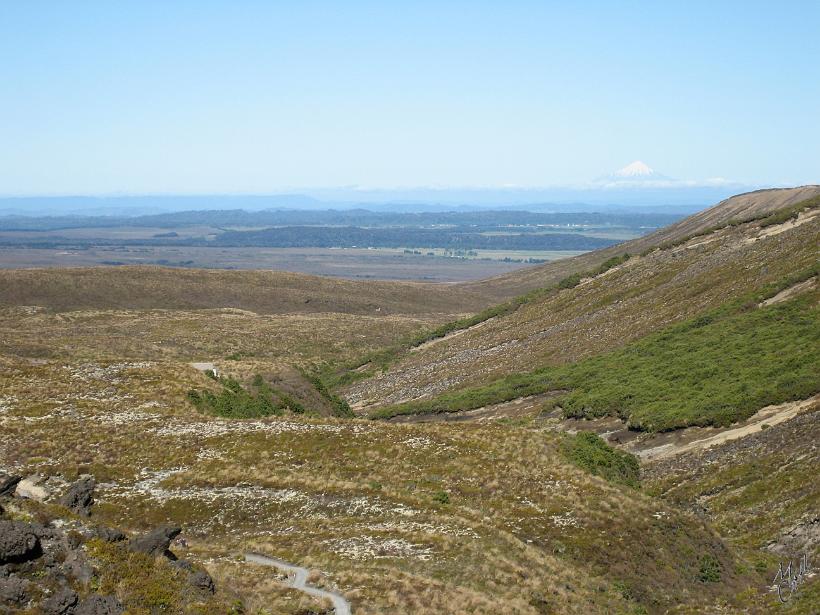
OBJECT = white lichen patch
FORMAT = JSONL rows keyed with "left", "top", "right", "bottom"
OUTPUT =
{"left": 64, "top": 362, "right": 154, "bottom": 383}
{"left": 0, "top": 395, "right": 17, "bottom": 414}
{"left": 549, "top": 513, "right": 580, "bottom": 528}
{"left": 323, "top": 536, "right": 435, "bottom": 561}
{"left": 318, "top": 496, "right": 419, "bottom": 518}
{"left": 152, "top": 418, "right": 348, "bottom": 439}
{"left": 367, "top": 520, "right": 479, "bottom": 539}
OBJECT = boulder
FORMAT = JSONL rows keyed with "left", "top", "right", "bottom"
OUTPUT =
{"left": 15, "top": 475, "right": 51, "bottom": 502}
{"left": 59, "top": 476, "right": 95, "bottom": 516}
{"left": 0, "top": 520, "right": 41, "bottom": 564}
{"left": 41, "top": 587, "right": 79, "bottom": 614}
{"left": 76, "top": 594, "right": 124, "bottom": 615}
{"left": 62, "top": 549, "right": 94, "bottom": 585}
{"left": 0, "top": 474, "right": 21, "bottom": 498}
{"left": 0, "top": 574, "right": 29, "bottom": 607}
{"left": 92, "top": 526, "right": 126, "bottom": 543}
{"left": 127, "top": 525, "right": 181, "bottom": 558}
{"left": 172, "top": 560, "right": 215, "bottom": 594}
{"left": 188, "top": 569, "right": 216, "bottom": 594}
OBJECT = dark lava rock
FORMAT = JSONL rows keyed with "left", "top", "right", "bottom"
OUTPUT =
{"left": 59, "top": 476, "right": 96, "bottom": 517}
{"left": 0, "top": 520, "right": 41, "bottom": 564}
{"left": 171, "top": 559, "right": 215, "bottom": 593}
{"left": 188, "top": 569, "right": 216, "bottom": 594}
{"left": 62, "top": 549, "right": 94, "bottom": 585}
{"left": 41, "top": 587, "right": 79, "bottom": 614}
{"left": 0, "top": 574, "right": 29, "bottom": 607}
{"left": 127, "top": 525, "right": 181, "bottom": 558}
{"left": 76, "top": 594, "right": 124, "bottom": 615}
{"left": 92, "top": 526, "right": 126, "bottom": 543}
{"left": 171, "top": 559, "right": 194, "bottom": 572}
{"left": 0, "top": 475, "right": 21, "bottom": 498}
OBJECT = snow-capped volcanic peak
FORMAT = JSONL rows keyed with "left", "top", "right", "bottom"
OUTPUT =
{"left": 613, "top": 160, "right": 657, "bottom": 178}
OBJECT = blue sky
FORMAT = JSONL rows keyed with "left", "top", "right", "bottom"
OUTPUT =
{"left": 1, "top": 1, "right": 818, "bottom": 195}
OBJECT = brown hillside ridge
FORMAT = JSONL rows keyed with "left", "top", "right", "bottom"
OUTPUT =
{"left": 463, "top": 184, "right": 820, "bottom": 299}
{"left": 0, "top": 266, "right": 490, "bottom": 316}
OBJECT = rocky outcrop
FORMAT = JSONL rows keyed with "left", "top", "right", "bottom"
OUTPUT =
{"left": 15, "top": 475, "right": 53, "bottom": 502}
{"left": 767, "top": 514, "right": 820, "bottom": 557}
{"left": 92, "top": 526, "right": 126, "bottom": 543}
{"left": 59, "top": 476, "right": 96, "bottom": 517}
{"left": 127, "top": 524, "right": 181, "bottom": 558}
{"left": 0, "top": 474, "right": 21, "bottom": 498}
{"left": 172, "top": 559, "right": 216, "bottom": 594}
{"left": 0, "top": 520, "right": 41, "bottom": 564}
{"left": 1, "top": 474, "right": 216, "bottom": 613}
{"left": 0, "top": 574, "right": 30, "bottom": 608}
{"left": 41, "top": 587, "right": 79, "bottom": 614}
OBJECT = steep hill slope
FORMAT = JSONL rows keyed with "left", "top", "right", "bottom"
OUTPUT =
{"left": 343, "top": 189, "right": 820, "bottom": 420}
{"left": 464, "top": 185, "right": 820, "bottom": 300}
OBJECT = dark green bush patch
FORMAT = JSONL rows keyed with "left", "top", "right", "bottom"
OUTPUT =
{"left": 372, "top": 274, "right": 819, "bottom": 432}
{"left": 561, "top": 432, "right": 640, "bottom": 488}
{"left": 188, "top": 374, "right": 306, "bottom": 418}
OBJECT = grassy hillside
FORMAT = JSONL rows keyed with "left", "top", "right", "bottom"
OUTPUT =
{"left": 370, "top": 276, "right": 819, "bottom": 430}
{"left": 1, "top": 356, "right": 760, "bottom": 614}
{"left": 345, "top": 192, "right": 819, "bottom": 413}
{"left": 0, "top": 265, "right": 489, "bottom": 316}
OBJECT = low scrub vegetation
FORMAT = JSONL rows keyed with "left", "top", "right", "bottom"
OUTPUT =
{"left": 324, "top": 254, "right": 632, "bottom": 386}
{"left": 372, "top": 273, "right": 819, "bottom": 431}
{"left": 561, "top": 431, "right": 640, "bottom": 487}
{"left": 188, "top": 374, "right": 304, "bottom": 418}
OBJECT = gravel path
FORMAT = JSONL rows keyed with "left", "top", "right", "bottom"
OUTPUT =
{"left": 244, "top": 552, "right": 351, "bottom": 615}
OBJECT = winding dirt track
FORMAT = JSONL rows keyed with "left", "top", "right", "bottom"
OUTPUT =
{"left": 244, "top": 552, "right": 352, "bottom": 615}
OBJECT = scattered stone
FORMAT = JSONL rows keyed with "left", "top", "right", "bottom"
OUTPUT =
{"left": 0, "top": 520, "right": 41, "bottom": 564}
{"left": 15, "top": 475, "right": 51, "bottom": 502}
{"left": 59, "top": 476, "right": 96, "bottom": 516}
{"left": 127, "top": 525, "right": 181, "bottom": 558}
{"left": 0, "top": 474, "right": 21, "bottom": 498}
{"left": 92, "top": 526, "right": 126, "bottom": 543}
{"left": 62, "top": 549, "right": 94, "bottom": 585}
{"left": 0, "top": 574, "right": 29, "bottom": 607}
{"left": 41, "top": 587, "right": 79, "bottom": 614}
{"left": 189, "top": 569, "right": 216, "bottom": 594}
{"left": 75, "top": 594, "right": 124, "bottom": 615}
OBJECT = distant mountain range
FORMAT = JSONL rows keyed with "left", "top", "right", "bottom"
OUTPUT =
{"left": 0, "top": 164, "right": 765, "bottom": 216}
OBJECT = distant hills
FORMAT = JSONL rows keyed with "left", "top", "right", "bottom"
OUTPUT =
{"left": 0, "top": 177, "right": 760, "bottom": 218}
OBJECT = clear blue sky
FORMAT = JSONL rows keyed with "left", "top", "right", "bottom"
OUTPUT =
{"left": 1, "top": 1, "right": 818, "bottom": 195}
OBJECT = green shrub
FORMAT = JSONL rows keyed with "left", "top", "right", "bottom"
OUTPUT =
{"left": 372, "top": 274, "right": 819, "bottom": 431}
{"left": 561, "top": 432, "right": 640, "bottom": 488}
{"left": 698, "top": 554, "right": 722, "bottom": 583}
{"left": 432, "top": 490, "right": 450, "bottom": 504}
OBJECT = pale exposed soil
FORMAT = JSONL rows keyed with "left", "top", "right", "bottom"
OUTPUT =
{"left": 760, "top": 277, "right": 816, "bottom": 306}
{"left": 633, "top": 395, "right": 820, "bottom": 461}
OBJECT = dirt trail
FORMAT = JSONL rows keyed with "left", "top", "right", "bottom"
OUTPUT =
{"left": 638, "top": 395, "right": 819, "bottom": 461}
{"left": 244, "top": 552, "right": 351, "bottom": 615}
